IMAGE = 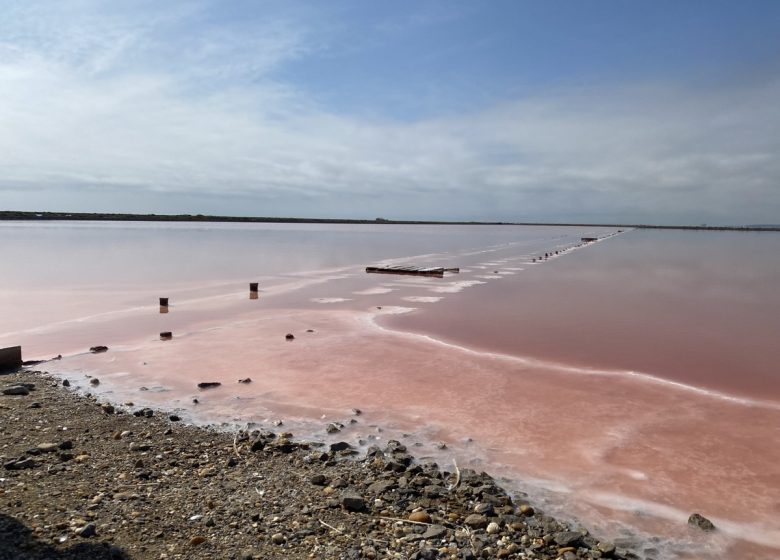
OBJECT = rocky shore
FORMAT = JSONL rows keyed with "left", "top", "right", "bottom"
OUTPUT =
{"left": 1, "top": 369, "right": 637, "bottom": 560}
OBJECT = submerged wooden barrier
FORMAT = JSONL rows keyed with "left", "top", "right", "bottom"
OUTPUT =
{"left": 365, "top": 265, "right": 457, "bottom": 278}
{"left": 0, "top": 346, "right": 22, "bottom": 371}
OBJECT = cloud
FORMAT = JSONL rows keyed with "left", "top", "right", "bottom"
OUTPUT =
{"left": 0, "top": 1, "right": 778, "bottom": 224}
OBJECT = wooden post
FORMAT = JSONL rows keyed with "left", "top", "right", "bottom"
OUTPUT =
{"left": 0, "top": 346, "right": 22, "bottom": 370}
{"left": 160, "top": 332, "right": 173, "bottom": 341}
{"left": 159, "top": 297, "right": 169, "bottom": 314}
{"left": 249, "top": 282, "right": 259, "bottom": 293}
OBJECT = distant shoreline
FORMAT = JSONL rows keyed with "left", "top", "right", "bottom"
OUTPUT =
{"left": 1, "top": 210, "right": 778, "bottom": 232}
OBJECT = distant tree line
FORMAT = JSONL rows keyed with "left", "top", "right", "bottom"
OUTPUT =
{"left": 0, "top": 211, "right": 777, "bottom": 231}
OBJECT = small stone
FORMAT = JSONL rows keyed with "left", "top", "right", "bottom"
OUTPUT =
{"left": 101, "top": 404, "right": 114, "bottom": 414}
{"left": 36, "top": 443, "right": 59, "bottom": 453}
{"left": 89, "top": 346, "right": 108, "bottom": 353}
{"left": 197, "top": 382, "right": 221, "bottom": 389}
{"left": 473, "top": 502, "right": 494, "bottom": 515}
{"left": 169, "top": 414, "right": 181, "bottom": 422}
{"left": 408, "top": 511, "right": 432, "bottom": 523}
{"left": 62, "top": 379, "right": 70, "bottom": 387}
{"left": 189, "top": 535, "right": 207, "bottom": 546}
{"left": 597, "top": 541, "right": 616, "bottom": 556}
{"left": 75, "top": 523, "right": 96, "bottom": 538}
{"left": 27, "top": 402, "right": 42, "bottom": 409}
{"left": 486, "top": 522, "right": 500, "bottom": 534}
{"left": 90, "top": 378, "right": 100, "bottom": 386}
{"left": 310, "top": 474, "right": 329, "bottom": 486}
{"left": 271, "top": 533, "right": 285, "bottom": 544}
{"left": 519, "top": 504, "right": 535, "bottom": 516}
{"left": 59, "top": 440, "right": 73, "bottom": 450}
{"left": 226, "top": 457, "right": 238, "bottom": 467}
{"left": 688, "top": 513, "right": 716, "bottom": 532}
{"left": 352, "top": 408, "right": 362, "bottom": 415}
{"left": 423, "top": 524, "right": 447, "bottom": 539}
{"left": 238, "top": 378, "right": 252, "bottom": 384}
{"left": 464, "top": 514, "right": 488, "bottom": 529}
{"left": 285, "top": 333, "right": 295, "bottom": 340}
{"left": 326, "top": 423, "right": 342, "bottom": 434}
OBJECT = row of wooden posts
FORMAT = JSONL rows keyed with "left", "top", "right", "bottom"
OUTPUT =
{"left": 157, "top": 283, "right": 260, "bottom": 340}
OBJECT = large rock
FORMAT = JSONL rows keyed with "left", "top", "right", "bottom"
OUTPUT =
{"left": 688, "top": 513, "right": 716, "bottom": 532}
{"left": 554, "top": 531, "right": 584, "bottom": 547}
{"left": 341, "top": 492, "right": 365, "bottom": 512}
{"left": 464, "top": 514, "right": 488, "bottom": 529}
{"left": 2, "top": 385, "right": 29, "bottom": 396}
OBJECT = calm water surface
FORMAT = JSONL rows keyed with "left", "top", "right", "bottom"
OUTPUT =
{"left": 1, "top": 221, "right": 778, "bottom": 559}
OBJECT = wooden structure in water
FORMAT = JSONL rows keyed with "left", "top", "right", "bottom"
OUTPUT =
{"left": 581, "top": 237, "right": 598, "bottom": 242}
{"left": 365, "top": 265, "right": 459, "bottom": 278}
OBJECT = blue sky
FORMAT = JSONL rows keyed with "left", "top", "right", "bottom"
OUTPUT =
{"left": 1, "top": 0, "right": 779, "bottom": 223}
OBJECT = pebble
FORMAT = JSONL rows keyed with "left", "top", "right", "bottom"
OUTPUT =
{"left": 486, "top": 522, "right": 500, "bottom": 534}
{"left": 464, "top": 514, "right": 488, "bottom": 529}
{"left": 189, "top": 536, "right": 207, "bottom": 546}
{"left": 408, "top": 511, "right": 432, "bottom": 523}
{"left": 75, "top": 523, "right": 96, "bottom": 538}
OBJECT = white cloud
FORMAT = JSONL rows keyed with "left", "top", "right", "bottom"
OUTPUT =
{"left": 0, "top": 1, "right": 778, "bottom": 224}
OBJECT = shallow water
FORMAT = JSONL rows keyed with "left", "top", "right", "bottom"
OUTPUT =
{"left": 1, "top": 221, "right": 778, "bottom": 559}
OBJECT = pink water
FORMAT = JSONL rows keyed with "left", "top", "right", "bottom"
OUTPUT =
{"left": 1, "top": 221, "right": 778, "bottom": 559}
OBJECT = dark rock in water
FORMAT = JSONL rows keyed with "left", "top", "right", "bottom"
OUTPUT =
{"left": 326, "top": 422, "right": 343, "bottom": 434}
{"left": 133, "top": 408, "right": 154, "bottom": 418}
{"left": 2, "top": 385, "right": 29, "bottom": 396}
{"left": 89, "top": 346, "right": 108, "bottom": 354}
{"left": 688, "top": 512, "right": 716, "bottom": 532}
{"left": 285, "top": 333, "right": 295, "bottom": 340}
{"left": 169, "top": 414, "right": 181, "bottom": 422}
{"left": 62, "top": 379, "right": 70, "bottom": 387}
{"left": 238, "top": 378, "right": 252, "bottom": 384}
{"left": 352, "top": 408, "right": 362, "bottom": 415}
{"left": 89, "top": 378, "right": 100, "bottom": 386}
{"left": 554, "top": 531, "right": 584, "bottom": 547}
{"left": 197, "top": 382, "right": 221, "bottom": 389}
{"left": 329, "top": 441, "right": 351, "bottom": 452}
{"left": 101, "top": 403, "right": 114, "bottom": 414}
{"left": 306, "top": 329, "right": 315, "bottom": 333}
{"left": 341, "top": 492, "right": 365, "bottom": 512}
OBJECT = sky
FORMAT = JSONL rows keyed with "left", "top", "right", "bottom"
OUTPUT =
{"left": 1, "top": 0, "right": 779, "bottom": 224}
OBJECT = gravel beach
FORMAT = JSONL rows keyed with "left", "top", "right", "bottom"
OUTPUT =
{"left": 1, "top": 369, "right": 636, "bottom": 560}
